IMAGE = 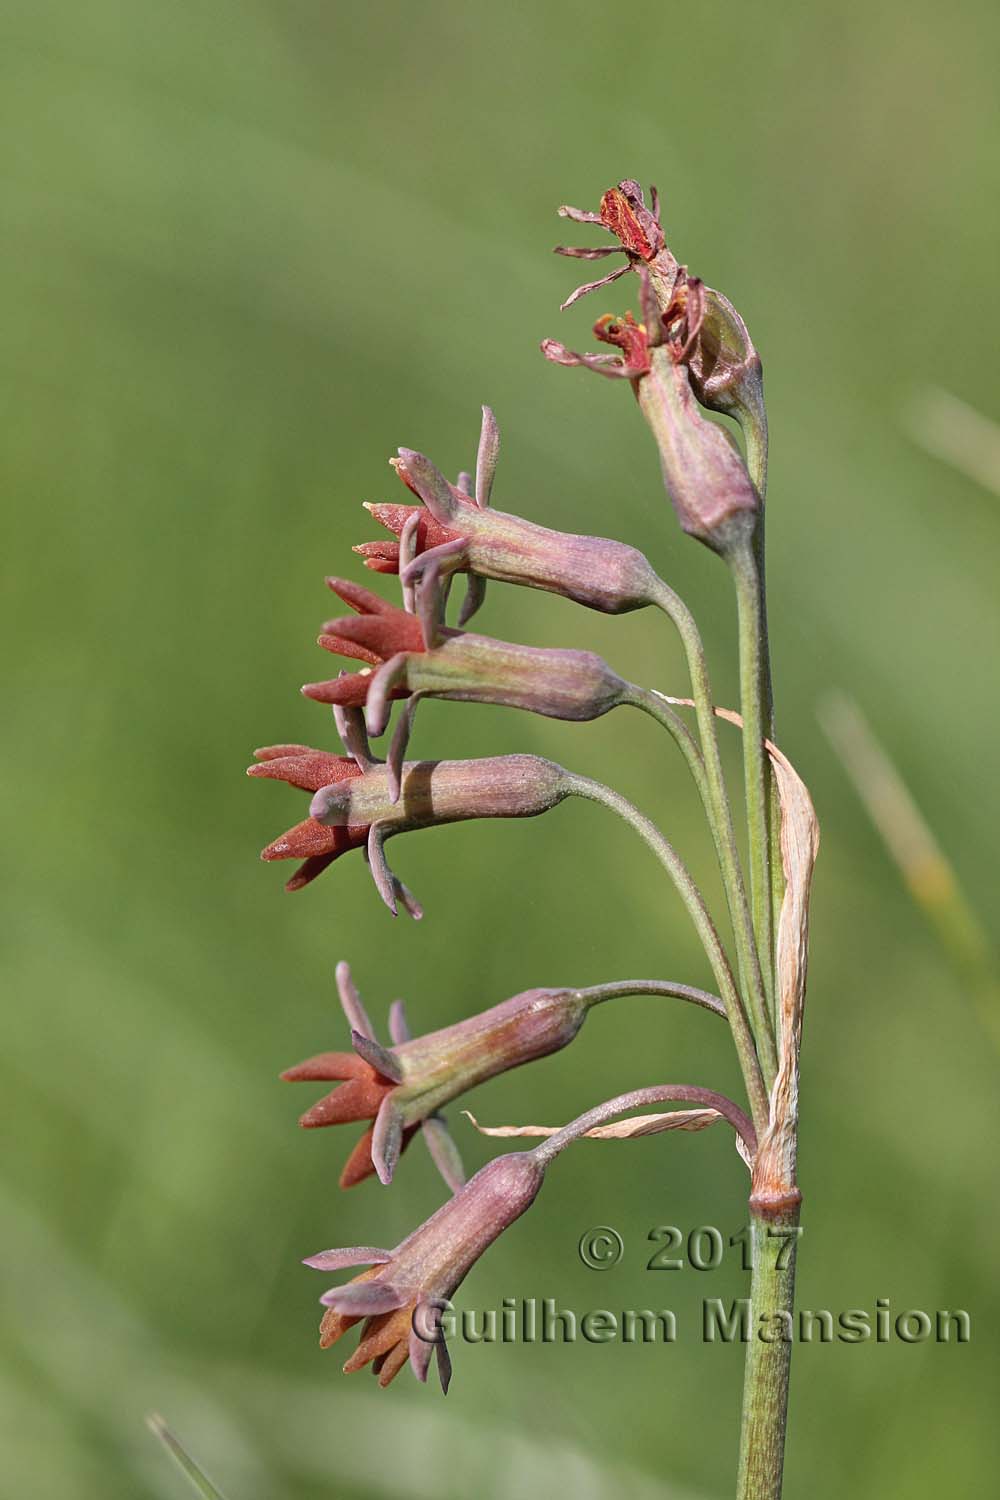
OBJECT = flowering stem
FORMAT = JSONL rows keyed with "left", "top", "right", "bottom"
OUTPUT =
{"left": 743, "top": 406, "right": 769, "bottom": 503}
{"left": 565, "top": 775, "right": 769, "bottom": 1132}
{"left": 576, "top": 977, "right": 726, "bottom": 1019}
{"left": 530, "top": 1083, "right": 757, "bottom": 1165}
{"left": 740, "top": 418, "right": 787, "bottom": 963}
{"left": 628, "top": 686, "right": 757, "bottom": 979}
{"left": 736, "top": 1206, "right": 800, "bottom": 1500}
{"left": 725, "top": 534, "right": 777, "bottom": 1015}
{"left": 643, "top": 582, "right": 777, "bottom": 1077}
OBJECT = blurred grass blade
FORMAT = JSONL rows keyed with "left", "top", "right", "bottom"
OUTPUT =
{"left": 819, "top": 691, "right": 1000, "bottom": 1051}
{"left": 903, "top": 386, "right": 1000, "bottom": 496}
{"left": 147, "top": 1414, "right": 231, "bottom": 1500}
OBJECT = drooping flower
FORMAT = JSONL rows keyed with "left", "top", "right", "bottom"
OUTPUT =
{"left": 305, "top": 1075, "right": 759, "bottom": 1391}
{"left": 247, "top": 719, "right": 422, "bottom": 913}
{"left": 305, "top": 1151, "right": 547, "bottom": 1389}
{"left": 354, "top": 406, "right": 662, "bottom": 619}
{"left": 303, "top": 568, "right": 632, "bottom": 797}
{"left": 283, "top": 960, "right": 589, "bottom": 1188}
{"left": 307, "top": 753, "right": 572, "bottom": 915}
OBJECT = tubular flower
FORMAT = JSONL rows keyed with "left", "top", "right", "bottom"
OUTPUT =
{"left": 543, "top": 309, "right": 760, "bottom": 554}
{"left": 354, "top": 406, "right": 662, "bottom": 619}
{"left": 305, "top": 570, "right": 631, "bottom": 799}
{"left": 305, "top": 1152, "right": 546, "bottom": 1390}
{"left": 247, "top": 732, "right": 422, "bottom": 913}
{"left": 283, "top": 960, "right": 589, "bottom": 1189}
{"left": 553, "top": 178, "right": 766, "bottom": 470}
{"left": 307, "top": 754, "right": 572, "bottom": 916}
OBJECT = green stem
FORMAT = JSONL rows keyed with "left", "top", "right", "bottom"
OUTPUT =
{"left": 576, "top": 977, "right": 726, "bottom": 1020}
{"left": 734, "top": 394, "right": 800, "bottom": 1498}
{"left": 565, "top": 774, "right": 770, "bottom": 1133}
{"left": 531, "top": 1082, "right": 758, "bottom": 1166}
{"left": 742, "top": 413, "right": 786, "bottom": 979}
{"left": 726, "top": 535, "right": 777, "bottom": 1013}
{"left": 743, "top": 404, "right": 769, "bottom": 503}
{"left": 645, "top": 582, "right": 777, "bottom": 1077}
{"left": 736, "top": 1206, "right": 800, "bottom": 1500}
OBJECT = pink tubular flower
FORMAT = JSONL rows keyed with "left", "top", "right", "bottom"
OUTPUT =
{"left": 305, "top": 1152, "right": 546, "bottom": 1390}
{"left": 303, "top": 1077, "right": 755, "bottom": 1392}
{"left": 354, "top": 406, "right": 662, "bottom": 620}
{"left": 307, "top": 753, "right": 572, "bottom": 916}
{"left": 303, "top": 568, "right": 631, "bottom": 797}
{"left": 283, "top": 960, "right": 589, "bottom": 1189}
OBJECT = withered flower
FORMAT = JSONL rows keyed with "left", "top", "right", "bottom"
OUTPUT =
{"left": 543, "top": 311, "right": 760, "bottom": 553}
{"left": 555, "top": 179, "right": 766, "bottom": 481}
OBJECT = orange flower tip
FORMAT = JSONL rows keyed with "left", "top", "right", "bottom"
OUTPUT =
{"left": 252, "top": 744, "right": 311, "bottom": 761}
{"left": 281, "top": 1062, "right": 313, "bottom": 1082}
{"left": 260, "top": 840, "right": 289, "bottom": 860}
{"left": 300, "top": 680, "right": 350, "bottom": 704}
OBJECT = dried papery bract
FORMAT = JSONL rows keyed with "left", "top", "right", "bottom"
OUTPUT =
{"left": 750, "top": 746, "right": 819, "bottom": 1213}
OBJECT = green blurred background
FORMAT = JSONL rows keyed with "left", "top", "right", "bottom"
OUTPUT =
{"left": 3, "top": 1, "right": 999, "bottom": 1495}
